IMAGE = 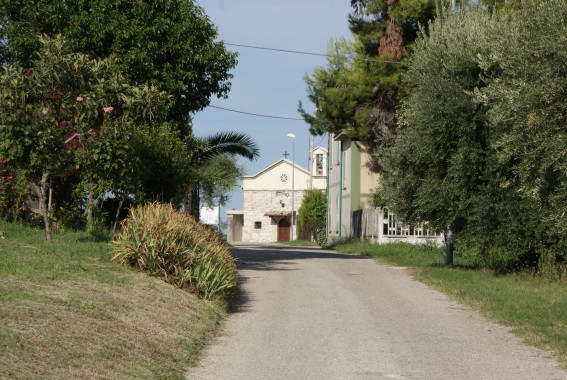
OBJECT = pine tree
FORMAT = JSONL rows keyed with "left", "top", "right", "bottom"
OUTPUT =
{"left": 300, "top": 0, "right": 435, "bottom": 172}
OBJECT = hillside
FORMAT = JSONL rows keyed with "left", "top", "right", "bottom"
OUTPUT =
{"left": 0, "top": 221, "right": 224, "bottom": 379}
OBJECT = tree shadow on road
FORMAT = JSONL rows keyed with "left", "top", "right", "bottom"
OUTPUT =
{"left": 227, "top": 244, "right": 367, "bottom": 314}
{"left": 230, "top": 243, "right": 366, "bottom": 268}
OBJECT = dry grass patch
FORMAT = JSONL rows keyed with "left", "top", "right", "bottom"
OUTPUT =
{"left": 1, "top": 275, "right": 223, "bottom": 379}
{"left": 0, "top": 221, "right": 225, "bottom": 380}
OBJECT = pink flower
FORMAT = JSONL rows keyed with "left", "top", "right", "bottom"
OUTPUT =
{"left": 58, "top": 120, "right": 68, "bottom": 132}
{"left": 76, "top": 96, "right": 84, "bottom": 102}
{"left": 103, "top": 106, "right": 114, "bottom": 113}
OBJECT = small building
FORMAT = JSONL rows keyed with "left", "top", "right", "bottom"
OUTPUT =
{"left": 326, "top": 132, "right": 443, "bottom": 246}
{"left": 226, "top": 147, "right": 327, "bottom": 243}
{"left": 327, "top": 132, "right": 380, "bottom": 242}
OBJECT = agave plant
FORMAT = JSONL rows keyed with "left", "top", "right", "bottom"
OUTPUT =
{"left": 112, "top": 203, "right": 238, "bottom": 300}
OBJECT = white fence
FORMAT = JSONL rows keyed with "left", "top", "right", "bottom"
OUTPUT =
{"left": 351, "top": 207, "right": 444, "bottom": 246}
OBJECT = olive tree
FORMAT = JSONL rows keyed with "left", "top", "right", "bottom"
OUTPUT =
{"left": 384, "top": 0, "right": 567, "bottom": 270}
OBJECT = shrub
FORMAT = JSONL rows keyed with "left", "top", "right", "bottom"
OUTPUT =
{"left": 0, "top": 163, "right": 30, "bottom": 221}
{"left": 111, "top": 203, "right": 238, "bottom": 301}
{"left": 297, "top": 189, "right": 326, "bottom": 245}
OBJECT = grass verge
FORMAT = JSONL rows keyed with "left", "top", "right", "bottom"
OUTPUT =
{"left": 281, "top": 239, "right": 320, "bottom": 247}
{"left": 0, "top": 220, "right": 225, "bottom": 379}
{"left": 333, "top": 240, "right": 567, "bottom": 369}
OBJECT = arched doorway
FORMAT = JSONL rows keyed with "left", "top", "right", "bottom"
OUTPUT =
{"left": 277, "top": 218, "right": 291, "bottom": 242}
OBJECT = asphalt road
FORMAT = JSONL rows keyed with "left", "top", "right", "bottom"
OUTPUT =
{"left": 186, "top": 244, "right": 567, "bottom": 380}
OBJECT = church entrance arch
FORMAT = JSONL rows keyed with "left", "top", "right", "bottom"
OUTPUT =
{"left": 277, "top": 218, "right": 291, "bottom": 242}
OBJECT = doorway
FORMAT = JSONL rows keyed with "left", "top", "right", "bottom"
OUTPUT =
{"left": 277, "top": 218, "right": 291, "bottom": 242}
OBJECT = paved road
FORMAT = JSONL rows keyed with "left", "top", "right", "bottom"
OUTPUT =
{"left": 186, "top": 244, "right": 567, "bottom": 380}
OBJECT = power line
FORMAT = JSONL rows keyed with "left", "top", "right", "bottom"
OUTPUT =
{"left": 209, "top": 105, "right": 305, "bottom": 121}
{"left": 208, "top": 43, "right": 402, "bottom": 121}
{"left": 226, "top": 43, "right": 329, "bottom": 58}
{"left": 225, "top": 43, "right": 403, "bottom": 64}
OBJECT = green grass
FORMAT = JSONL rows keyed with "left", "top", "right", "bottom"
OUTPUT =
{"left": 281, "top": 239, "right": 320, "bottom": 247}
{"left": 334, "top": 240, "right": 567, "bottom": 369}
{"left": 0, "top": 220, "right": 225, "bottom": 379}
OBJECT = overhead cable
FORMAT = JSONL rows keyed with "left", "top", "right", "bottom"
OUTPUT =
{"left": 225, "top": 43, "right": 402, "bottom": 64}
{"left": 209, "top": 105, "right": 305, "bottom": 121}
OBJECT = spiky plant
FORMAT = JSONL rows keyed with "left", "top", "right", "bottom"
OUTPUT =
{"left": 111, "top": 203, "right": 238, "bottom": 300}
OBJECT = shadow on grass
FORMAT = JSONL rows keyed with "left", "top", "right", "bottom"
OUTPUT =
{"left": 77, "top": 236, "right": 112, "bottom": 243}
{"left": 77, "top": 231, "right": 113, "bottom": 243}
{"left": 429, "top": 262, "right": 481, "bottom": 271}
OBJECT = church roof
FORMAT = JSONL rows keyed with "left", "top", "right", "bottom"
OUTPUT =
{"left": 243, "top": 159, "right": 308, "bottom": 179}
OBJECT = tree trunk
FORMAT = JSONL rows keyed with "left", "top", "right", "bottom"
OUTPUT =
{"left": 112, "top": 196, "right": 125, "bottom": 234}
{"left": 185, "top": 185, "right": 193, "bottom": 215}
{"left": 30, "top": 172, "right": 52, "bottom": 242}
{"left": 47, "top": 177, "right": 57, "bottom": 233}
{"left": 185, "top": 182, "right": 200, "bottom": 219}
{"left": 85, "top": 182, "right": 95, "bottom": 231}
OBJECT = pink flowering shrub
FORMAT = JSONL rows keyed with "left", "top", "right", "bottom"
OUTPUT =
{"left": 0, "top": 158, "right": 24, "bottom": 219}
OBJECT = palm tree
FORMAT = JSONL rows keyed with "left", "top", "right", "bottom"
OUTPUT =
{"left": 351, "top": 0, "right": 366, "bottom": 16}
{"left": 185, "top": 131, "right": 259, "bottom": 217}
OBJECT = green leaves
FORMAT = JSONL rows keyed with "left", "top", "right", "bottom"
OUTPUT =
{"left": 383, "top": 0, "right": 567, "bottom": 270}
{"left": 0, "top": 2, "right": 251, "bottom": 238}
{"left": 112, "top": 203, "right": 238, "bottom": 300}
{"left": 302, "top": 1, "right": 435, "bottom": 172}
{"left": 297, "top": 189, "right": 327, "bottom": 245}
{"left": 186, "top": 130, "right": 259, "bottom": 215}
{"left": 0, "top": 35, "right": 176, "bottom": 237}
{"left": 132, "top": 123, "right": 192, "bottom": 204}
{"left": 0, "top": 0, "right": 238, "bottom": 130}
{"left": 195, "top": 131, "right": 260, "bottom": 163}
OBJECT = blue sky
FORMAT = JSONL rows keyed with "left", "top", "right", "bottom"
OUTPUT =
{"left": 193, "top": 0, "right": 353, "bottom": 216}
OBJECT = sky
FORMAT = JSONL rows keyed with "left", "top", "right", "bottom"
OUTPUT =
{"left": 193, "top": 0, "right": 353, "bottom": 219}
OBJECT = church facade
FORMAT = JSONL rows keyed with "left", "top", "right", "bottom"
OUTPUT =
{"left": 226, "top": 147, "right": 327, "bottom": 243}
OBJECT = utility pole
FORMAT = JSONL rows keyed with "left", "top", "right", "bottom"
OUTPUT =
{"left": 452, "top": 0, "right": 457, "bottom": 10}
{"left": 287, "top": 133, "right": 296, "bottom": 241}
{"left": 309, "top": 134, "right": 314, "bottom": 189}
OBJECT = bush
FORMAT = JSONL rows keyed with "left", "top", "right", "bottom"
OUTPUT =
{"left": 0, "top": 163, "right": 31, "bottom": 221}
{"left": 111, "top": 203, "right": 238, "bottom": 301}
{"left": 297, "top": 189, "right": 327, "bottom": 246}
{"left": 382, "top": 1, "right": 567, "bottom": 273}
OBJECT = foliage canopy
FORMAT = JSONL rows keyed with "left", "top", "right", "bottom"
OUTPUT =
{"left": 0, "top": 0, "right": 238, "bottom": 131}
{"left": 382, "top": 0, "right": 567, "bottom": 271}
{"left": 0, "top": 2, "right": 258, "bottom": 238}
{"left": 301, "top": 0, "right": 436, "bottom": 172}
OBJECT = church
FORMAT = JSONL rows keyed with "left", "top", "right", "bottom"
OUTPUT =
{"left": 226, "top": 147, "right": 327, "bottom": 243}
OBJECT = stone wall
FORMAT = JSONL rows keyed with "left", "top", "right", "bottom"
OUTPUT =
{"left": 243, "top": 189, "right": 305, "bottom": 243}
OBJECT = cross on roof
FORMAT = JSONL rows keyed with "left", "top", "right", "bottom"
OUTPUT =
{"left": 283, "top": 151, "right": 290, "bottom": 159}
